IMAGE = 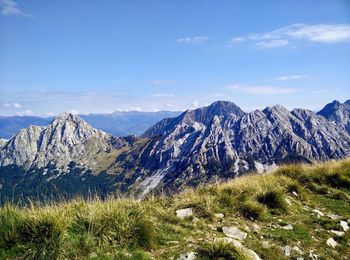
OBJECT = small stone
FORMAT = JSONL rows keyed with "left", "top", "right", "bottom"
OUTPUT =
{"left": 282, "top": 246, "right": 291, "bottom": 256}
{"left": 208, "top": 224, "right": 216, "bottom": 231}
{"left": 252, "top": 223, "right": 261, "bottom": 233}
{"left": 89, "top": 253, "right": 98, "bottom": 259}
{"left": 292, "top": 191, "right": 298, "bottom": 197}
{"left": 326, "top": 238, "right": 338, "bottom": 248}
{"left": 176, "top": 208, "right": 193, "bottom": 219}
{"left": 178, "top": 252, "right": 196, "bottom": 260}
{"left": 340, "top": 220, "right": 349, "bottom": 232}
{"left": 312, "top": 209, "right": 324, "bottom": 217}
{"left": 282, "top": 224, "right": 293, "bottom": 230}
{"left": 262, "top": 241, "right": 270, "bottom": 248}
{"left": 309, "top": 251, "right": 319, "bottom": 260}
{"left": 330, "top": 230, "right": 345, "bottom": 237}
{"left": 293, "top": 246, "right": 302, "bottom": 254}
{"left": 214, "top": 213, "right": 224, "bottom": 218}
{"left": 327, "top": 213, "right": 340, "bottom": 220}
{"left": 222, "top": 226, "right": 247, "bottom": 240}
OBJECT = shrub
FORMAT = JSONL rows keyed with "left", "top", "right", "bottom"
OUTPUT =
{"left": 257, "top": 190, "right": 287, "bottom": 211}
{"left": 196, "top": 241, "right": 248, "bottom": 260}
{"left": 238, "top": 200, "right": 267, "bottom": 220}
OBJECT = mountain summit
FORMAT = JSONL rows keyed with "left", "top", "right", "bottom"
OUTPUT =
{"left": 0, "top": 113, "right": 114, "bottom": 170}
{"left": 317, "top": 100, "right": 350, "bottom": 133}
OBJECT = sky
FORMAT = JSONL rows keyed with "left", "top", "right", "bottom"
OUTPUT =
{"left": 0, "top": 0, "right": 350, "bottom": 116}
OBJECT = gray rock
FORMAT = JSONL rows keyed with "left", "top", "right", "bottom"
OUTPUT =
{"left": 178, "top": 252, "right": 196, "bottom": 260}
{"left": 312, "top": 209, "right": 324, "bottom": 217}
{"left": 282, "top": 246, "right": 291, "bottom": 256}
{"left": 214, "top": 237, "right": 261, "bottom": 260}
{"left": 214, "top": 213, "right": 224, "bottom": 218}
{"left": 330, "top": 230, "right": 345, "bottom": 237}
{"left": 327, "top": 213, "right": 340, "bottom": 220}
{"left": 282, "top": 224, "right": 293, "bottom": 230}
{"left": 176, "top": 208, "right": 193, "bottom": 219}
{"left": 326, "top": 238, "right": 338, "bottom": 248}
{"left": 222, "top": 226, "right": 247, "bottom": 240}
{"left": 340, "top": 220, "right": 349, "bottom": 231}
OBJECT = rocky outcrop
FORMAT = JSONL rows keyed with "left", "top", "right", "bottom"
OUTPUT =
{"left": 0, "top": 113, "right": 124, "bottom": 170}
{"left": 135, "top": 101, "right": 350, "bottom": 194}
{"left": 318, "top": 100, "right": 350, "bottom": 133}
{"left": 1, "top": 100, "right": 350, "bottom": 197}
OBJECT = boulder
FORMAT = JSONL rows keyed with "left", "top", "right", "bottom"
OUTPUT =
{"left": 330, "top": 230, "right": 345, "bottom": 237}
{"left": 340, "top": 220, "right": 349, "bottom": 232}
{"left": 326, "top": 238, "right": 338, "bottom": 248}
{"left": 282, "top": 224, "right": 293, "bottom": 230}
{"left": 178, "top": 252, "right": 196, "bottom": 260}
{"left": 222, "top": 226, "right": 247, "bottom": 240}
{"left": 176, "top": 208, "right": 193, "bottom": 219}
{"left": 282, "top": 245, "right": 291, "bottom": 256}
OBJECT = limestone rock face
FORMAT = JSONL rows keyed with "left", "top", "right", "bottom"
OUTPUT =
{"left": 136, "top": 101, "right": 350, "bottom": 194}
{"left": 318, "top": 100, "right": 350, "bottom": 133}
{"left": 0, "top": 113, "right": 119, "bottom": 170}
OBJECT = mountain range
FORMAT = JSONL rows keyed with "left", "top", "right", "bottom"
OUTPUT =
{"left": 0, "top": 111, "right": 180, "bottom": 139}
{"left": 0, "top": 100, "right": 350, "bottom": 203}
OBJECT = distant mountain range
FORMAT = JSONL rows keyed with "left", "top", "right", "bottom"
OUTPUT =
{"left": 0, "top": 100, "right": 350, "bottom": 203}
{"left": 0, "top": 111, "right": 180, "bottom": 139}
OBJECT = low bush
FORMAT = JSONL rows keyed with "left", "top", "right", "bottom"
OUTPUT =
{"left": 257, "top": 190, "right": 287, "bottom": 211}
{"left": 196, "top": 241, "right": 248, "bottom": 260}
{"left": 238, "top": 200, "right": 267, "bottom": 220}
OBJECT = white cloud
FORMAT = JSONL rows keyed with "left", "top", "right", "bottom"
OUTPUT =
{"left": 177, "top": 36, "right": 208, "bottom": 45}
{"left": 16, "top": 110, "right": 34, "bottom": 116}
{"left": 191, "top": 100, "right": 199, "bottom": 108}
{"left": 13, "top": 102, "right": 22, "bottom": 108}
{"left": 0, "top": 0, "right": 32, "bottom": 17}
{"left": 228, "top": 84, "right": 299, "bottom": 95}
{"left": 230, "top": 23, "right": 350, "bottom": 48}
{"left": 4, "top": 102, "right": 22, "bottom": 108}
{"left": 276, "top": 75, "right": 309, "bottom": 81}
{"left": 256, "top": 39, "right": 289, "bottom": 48}
{"left": 152, "top": 79, "right": 172, "bottom": 85}
{"left": 69, "top": 109, "right": 79, "bottom": 115}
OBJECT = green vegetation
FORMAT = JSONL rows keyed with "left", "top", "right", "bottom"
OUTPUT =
{"left": 0, "top": 159, "right": 349, "bottom": 259}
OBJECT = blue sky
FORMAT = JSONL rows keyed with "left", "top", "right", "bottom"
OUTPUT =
{"left": 0, "top": 0, "right": 350, "bottom": 116}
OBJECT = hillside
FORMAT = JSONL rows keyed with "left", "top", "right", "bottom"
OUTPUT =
{"left": 1, "top": 159, "right": 349, "bottom": 259}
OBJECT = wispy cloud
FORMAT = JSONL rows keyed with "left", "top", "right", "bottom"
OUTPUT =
{"left": 177, "top": 36, "right": 208, "bottom": 45}
{"left": 4, "top": 102, "right": 22, "bottom": 108}
{"left": 0, "top": 0, "right": 32, "bottom": 17}
{"left": 276, "top": 75, "right": 310, "bottom": 81}
{"left": 228, "top": 84, "right": 299, "bottom": 95}
{"left": 152, "top": 79, "right": 172, "bottom": 85}
{"left": 229, "top": 23, "right": 350, "bottom": 48}
{"left": 255, "top": 39, "right": 289, "bottom": 48}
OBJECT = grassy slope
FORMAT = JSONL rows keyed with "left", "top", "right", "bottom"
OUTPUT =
{"left": 0, "top": 160, "right": 349, "bottom": 259}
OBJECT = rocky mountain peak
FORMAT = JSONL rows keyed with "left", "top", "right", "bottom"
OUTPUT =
{"left": 317, "top": 100, "right": 342, "bottom": 117}
{"left": 318, "top": 100, "right": 350, "bottom": 133}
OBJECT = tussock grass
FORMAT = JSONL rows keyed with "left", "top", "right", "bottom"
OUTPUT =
{"left": 197, "top": 241, "right": 249, "bottom": 260}
{"left": 0, "top": 159, "right": 349, "bottom": 259}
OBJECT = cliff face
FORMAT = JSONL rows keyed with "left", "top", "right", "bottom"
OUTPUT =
{"left": 1, "top": 100, "right": 350, "bottom": 197}
{"left": 0, "top": 113, "right": 116, "bottom": 170}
